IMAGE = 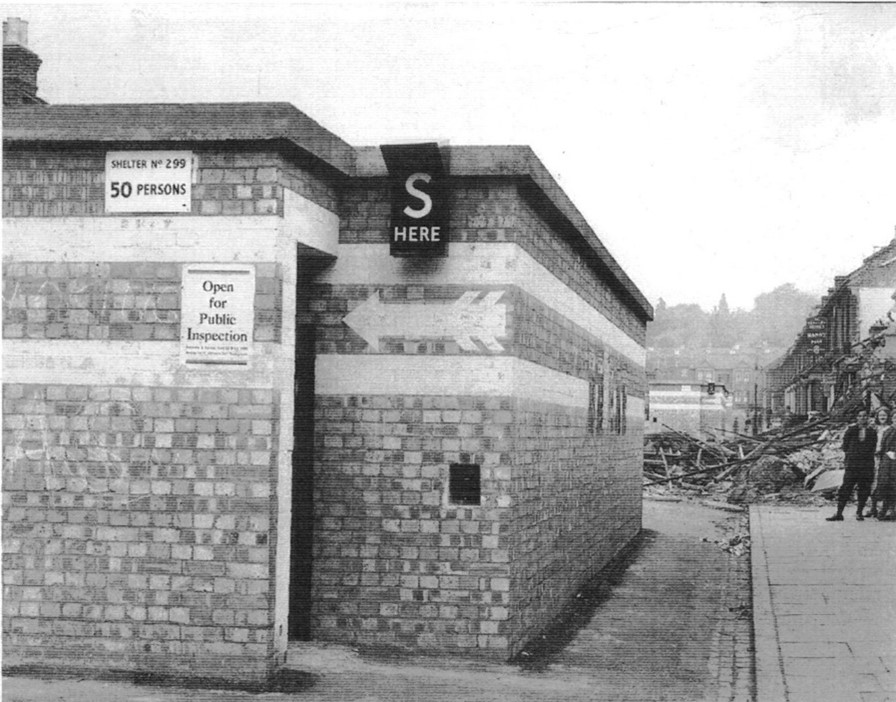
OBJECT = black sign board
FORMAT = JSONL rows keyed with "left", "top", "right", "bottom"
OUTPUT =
{"left": 805, "top": 317, "right": 827, "bottom": 355}
{"left": 381, "top": 142, "right": 448, "bottom": 257}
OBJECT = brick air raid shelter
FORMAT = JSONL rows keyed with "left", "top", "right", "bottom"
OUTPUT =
{"left": 1, "top": 19, "right": 653, "bottom": 684}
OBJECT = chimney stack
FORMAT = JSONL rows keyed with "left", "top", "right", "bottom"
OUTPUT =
{"left": 3, "top": 17, "right": 46, "bottom": 105}
{"left": 3, "top": 16, "right": 28, "bottom": 45}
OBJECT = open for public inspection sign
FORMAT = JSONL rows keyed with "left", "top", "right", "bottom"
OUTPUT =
{"left": 181, "top": 264, "right": 255, "bottom": 366}
{"left": 105, "top": 151, "right": 193, "bottom": 213}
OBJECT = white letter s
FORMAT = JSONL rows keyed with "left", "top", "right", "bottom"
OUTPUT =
{"left": 403, "top": 173, "right": 433, "bottom": 218}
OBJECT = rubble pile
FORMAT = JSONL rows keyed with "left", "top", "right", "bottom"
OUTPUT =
{"left": 787, "top": 432, "right": 846, "bottom": 479}
{"left": 645, "top": 318, "right": 896, "bottom": 506}
{"left": 726, "top": 456, "right": 801, "bottom": 504}
{"left": 643, "top": 420, "right": 843, "bottom": 506}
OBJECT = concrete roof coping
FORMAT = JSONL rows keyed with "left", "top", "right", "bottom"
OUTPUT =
{"left": 3, "top": 102, "right": 357, "bottom": 176}
{"left": 3, "top": 102, "right": 652, "bottom": 320}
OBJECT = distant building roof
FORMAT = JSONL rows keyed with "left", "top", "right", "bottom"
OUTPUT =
{"left": 821, "top": 237, "right": 896, "bottom": 308}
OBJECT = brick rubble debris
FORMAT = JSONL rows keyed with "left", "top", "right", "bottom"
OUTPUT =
{"left": 644, "top": 418, "right": 853, "bottom": 508}
{"left": 645, "top": 322, "right": 896, "bottom": 507}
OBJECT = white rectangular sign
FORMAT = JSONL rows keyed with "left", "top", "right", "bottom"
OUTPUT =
{"left": 105, "top": 151, "right": 193, "bottom": 213}
{"left": 181, "top": 264, "right": 255, "bottom": 366}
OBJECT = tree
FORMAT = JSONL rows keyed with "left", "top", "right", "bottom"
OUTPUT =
{"left": 648, "top": 303, "right": 710, "bottom": 349}
{"left": 647, "top": 284, "right": 818, "bottom": 351}
{"left": 751, "top": 284, "right": 819, "bottom": 348}
{"left": 715, "top": 293, "right": 730, "bottom": 317}
{"left": 709, "top": 293, "right": 735, "bottom": 347}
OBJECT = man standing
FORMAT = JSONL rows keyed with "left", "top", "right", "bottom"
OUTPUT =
{"left": 827, "top": 409, "right": 878, "bottom": 521}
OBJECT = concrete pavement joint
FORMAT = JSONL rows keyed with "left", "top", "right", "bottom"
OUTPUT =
{"left": 750, "top": 505, "right": 789, "bottom": 702}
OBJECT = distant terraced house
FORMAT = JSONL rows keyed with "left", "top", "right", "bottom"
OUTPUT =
{"left": 767, "top": 236, "right": 896, "bottom": 419}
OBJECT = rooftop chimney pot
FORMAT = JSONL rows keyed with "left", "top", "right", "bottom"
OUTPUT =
{"left": 3, "top": 17, "right": 45, "bottom": 105}
{"left": 3, "top": 17, "right": 28, "bottom": 47}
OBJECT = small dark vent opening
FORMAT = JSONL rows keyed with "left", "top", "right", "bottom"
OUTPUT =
{"left": 449, "top": 463, "right": 481, "bottom": 506}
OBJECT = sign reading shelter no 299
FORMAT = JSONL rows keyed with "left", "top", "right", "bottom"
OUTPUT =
{"left": 105, "top": 151, "right": 193, "bottom": 213}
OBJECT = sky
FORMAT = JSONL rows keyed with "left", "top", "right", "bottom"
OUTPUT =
{"left": 6, "top": 1, "right": 896, "bottom": 312}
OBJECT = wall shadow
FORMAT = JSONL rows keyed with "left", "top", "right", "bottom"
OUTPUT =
{"left": 514, "top": 528, "right": 658, "bottom": 672}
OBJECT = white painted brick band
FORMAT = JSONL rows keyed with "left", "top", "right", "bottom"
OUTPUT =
{"left": 3, "top": 341, "right": 591, "bottom": 409}
{"left": 2, "top": 340, "right": 279, "bottom": 388}
{"left": 2, "top": 196, "right": 339, "bottom": 262}
{"left": 317, "top": 243, "right": 646, "bottom": 367}
{"left": 315, "top": 354, "right": 589, "bottom": 409}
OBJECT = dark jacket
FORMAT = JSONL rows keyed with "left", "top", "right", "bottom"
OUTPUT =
{"left": 842, "top": 424, "right": 877, "bottom": 471}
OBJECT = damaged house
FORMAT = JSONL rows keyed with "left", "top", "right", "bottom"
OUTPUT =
{"left": 768, "top": 236, "right": 896, "bottom": 419}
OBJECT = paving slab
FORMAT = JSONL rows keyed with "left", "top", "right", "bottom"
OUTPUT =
{"left": 780, "top": 641, "right": 852, "bottom": 658}
{"left": 751, "top": 505, "right": 896, "bottom": 702}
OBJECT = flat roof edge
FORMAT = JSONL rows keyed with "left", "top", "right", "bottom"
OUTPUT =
{"left": 3, "top": 102, "right": 357, "bottom": 176}
{"left": 357, "top": 145, "right": 652, "bottom": 321}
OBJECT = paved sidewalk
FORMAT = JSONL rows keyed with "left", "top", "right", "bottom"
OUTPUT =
{"left": 524, "top": 498, "right": 753, "bottom": 701}
{"left": 751, "top": 505, "right": 896, "bottom": 702}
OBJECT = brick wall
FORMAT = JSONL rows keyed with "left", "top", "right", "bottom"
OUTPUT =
{"left": 1, "top": 143, "right": 333, "bottom": 682}
{"left": 311, "top": 393, "right": 512, "bottom": 652}
{"left": 2, "top": 382, "right": 278, "bottom": 677}
{"left": 308, "top": 178, "right": 646, "bottom": 657}
{"left": 508, "top": 395, "right": 642, "bottom": 649}
{"left": 3, "top": 139, "right": 646, "bottom": 671}
{"left": 2, "top": 262, "right": 282, "bottom": 343}
{"left": 505, "top": 210, "right": 645, "bottom": 648}
{"left": 2, "top": 148, "right": 337, "bottom": 218}
{"left": 514, "top": 192, "right": 646, "bottom": 347}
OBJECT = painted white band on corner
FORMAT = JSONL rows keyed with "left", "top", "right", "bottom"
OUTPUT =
{"left": 315, "top": 243, "right": 646, "bottom": 367}
{"left": 315, "top": 354, "right": 588, "bottom": 409}
{"left": 1, "top": 340, "right": 284, "bottom": 388}
{"left": 2, "top": 192, "right": 339, "bottom": 261}
{"left": 2, "top": 341, "right": 594, "bottom": 409}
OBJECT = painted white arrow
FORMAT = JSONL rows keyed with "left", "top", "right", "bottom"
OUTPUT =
{"left": 343, "top": 290, "right": 507, "bottom": 352}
